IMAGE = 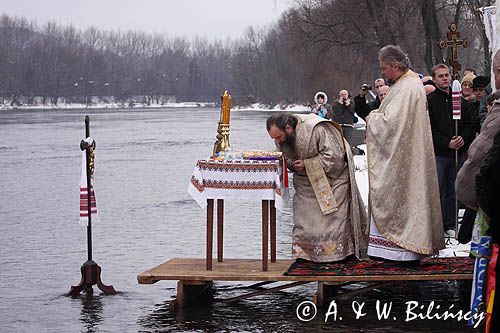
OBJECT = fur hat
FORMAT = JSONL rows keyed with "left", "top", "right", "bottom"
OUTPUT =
{"left": 472, "top": 76, "right": 490, "bottom": 89}
{"left": 314, "top": 91, "right": 328, "bottom": 104}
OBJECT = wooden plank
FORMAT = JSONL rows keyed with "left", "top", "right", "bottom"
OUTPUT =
{"left": 270, "top": 201, "right": 276, "bottom": 263}
{"left": 217, "top": 199, "right": 224, "bottom": 262}
{"left": 206, "top": 199, "right": 214, "bottom": 270}
{"left": 223, "top": 281, "right": 310, "bottom": 303}
{"left": 137, "top": 258, "right": 474, "bottom": 284}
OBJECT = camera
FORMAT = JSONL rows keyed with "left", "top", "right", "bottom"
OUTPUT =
{"left": 361, "top": 84, "right": 372, "bottom": 90}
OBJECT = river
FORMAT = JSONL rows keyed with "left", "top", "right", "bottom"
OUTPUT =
{"left": 0, "top": 108, "right": 476, "bottom": 332}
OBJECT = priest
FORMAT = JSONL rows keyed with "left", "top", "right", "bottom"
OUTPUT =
{"left": 366, "top": 45, "right": 445, "bottom": 266}
{"left": 266, "top": 113, "right": 368, "bottom": 263}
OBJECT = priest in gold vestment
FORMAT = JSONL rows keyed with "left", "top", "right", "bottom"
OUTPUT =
{"left": 266, "top": 113, "right": 368, "bottom": 262}
{"left": 366, "top": 45, "right": 445, "bottom": 264}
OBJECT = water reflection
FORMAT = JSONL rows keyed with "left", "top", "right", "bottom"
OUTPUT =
{"left": 79, "top": 293, "right": 103, "bottom": 333}
{"left": 139, "top": 281, "right": 477, "bottom": 332}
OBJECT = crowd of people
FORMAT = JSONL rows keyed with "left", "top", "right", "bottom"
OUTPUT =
{"left": 266, "top": 44, "right": 500, "bottom": 330}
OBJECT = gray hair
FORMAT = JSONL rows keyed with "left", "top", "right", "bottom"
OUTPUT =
{"left": 378, "top": 45, "right": 410, "bottom": 71}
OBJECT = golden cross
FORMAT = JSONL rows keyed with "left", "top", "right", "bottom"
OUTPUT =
{"left": 438, "top": 22, "right": 470, "bottom": 80}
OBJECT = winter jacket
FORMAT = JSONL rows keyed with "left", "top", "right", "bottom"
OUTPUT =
{"left": 427, "top": 87, "right": 476, "bottom": 157}
{"left": 354, "top": 95, "right": 380, "bottom": 121}
{"left": 456, "top": 101, "right": 500, "bottom": 207}
{"left": 331, "top": 100, "right": 356, "bottom": 125}
{"left": 476, "top": 129, "right": 500, "bottom": 244}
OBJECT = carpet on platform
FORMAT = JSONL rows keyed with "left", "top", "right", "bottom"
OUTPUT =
{"left": 284, "top": 256, "right": 474, "bottom": 276}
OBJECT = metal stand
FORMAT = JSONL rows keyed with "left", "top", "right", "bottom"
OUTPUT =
{"left": 68, "top": 115, "right": 116, "bottom": 297}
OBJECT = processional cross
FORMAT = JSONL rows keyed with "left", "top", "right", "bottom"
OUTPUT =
{"left": 438, "top": 22, "right": 470, "bottom": 80}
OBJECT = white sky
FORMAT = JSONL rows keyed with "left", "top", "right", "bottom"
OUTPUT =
{"left": 1, "top": 0, "right": 292, "bottom": 40}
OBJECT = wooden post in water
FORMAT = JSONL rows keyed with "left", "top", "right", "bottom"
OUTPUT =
{"left": 67, "top": 115, "right": 116, "bottom": 297}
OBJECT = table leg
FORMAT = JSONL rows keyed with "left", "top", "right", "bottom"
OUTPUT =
{"left": 270, "top": 200, "right": 276, "bottom": 263}
{"left": 262, "top": 200, "right": 269, "bottom": 271}
{"left": 217, "top": 199, "right": 224, "bottom": 262}
{"left": 206, "top": 199, "right": 214, "bottom": 270}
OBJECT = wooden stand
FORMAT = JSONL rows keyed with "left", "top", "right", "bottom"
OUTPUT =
{"left": 67, "top": 116, "right": 116, "bottom": 297}
{"left": 206, "top": 199, "right": 276, "bottom": 271}
{"left": 68, "top": 260, "right": 116, "bottom": 297}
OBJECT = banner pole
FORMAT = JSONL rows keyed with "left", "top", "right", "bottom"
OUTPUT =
{"left": 85, "top": 115, "right": 93, "bottom": 262}
{"left": 455, "top": 120, "right": 459, "bottom": 238}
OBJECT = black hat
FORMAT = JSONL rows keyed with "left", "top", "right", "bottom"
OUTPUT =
{"left": 472, "top": 76, "right": 490, "bottom": 89}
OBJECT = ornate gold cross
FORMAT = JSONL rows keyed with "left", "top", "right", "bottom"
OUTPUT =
{"left": 438, "top": 22, "right": 470, "bottom": 80}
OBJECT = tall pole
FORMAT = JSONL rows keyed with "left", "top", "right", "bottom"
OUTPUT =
{"left": 68, "top": 115, "right": 116, "bottom": 297}
{"left": 451, "top": 79, "right": 462, "bottom": 239}
{"left": 455, "top": 120, "right": 459, "bottom": 237}
{"left": 85, "top": 115, "right": 93, "bottom": 261}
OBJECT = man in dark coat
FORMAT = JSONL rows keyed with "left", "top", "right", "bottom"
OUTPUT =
{"left": 427, "top": 64, "right": 476, "bottom": 235}
{"left": 330, "top": 89, "right": 356, "bottom": 146}
{"left": 354, "top": 78, "right": 385, "bottom": 120}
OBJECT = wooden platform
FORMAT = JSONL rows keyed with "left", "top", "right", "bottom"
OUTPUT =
{"left": 137, "top": 258, "right": 473, "bottom": 284}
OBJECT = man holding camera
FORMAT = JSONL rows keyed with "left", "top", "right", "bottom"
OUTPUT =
{"left": 354, "top": 78, "right": 386, "bottom": 121}
{"left": 331, "top": 89, "right": 356, "bottom": 145}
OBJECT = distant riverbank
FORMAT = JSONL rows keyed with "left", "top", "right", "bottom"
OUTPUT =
{"left": 0, "top": 100, "right": 312, "bottom": 112}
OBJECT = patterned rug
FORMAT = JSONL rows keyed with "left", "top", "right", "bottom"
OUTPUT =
{"left": 284, "top": 256, "right": 475, "bottom": 276}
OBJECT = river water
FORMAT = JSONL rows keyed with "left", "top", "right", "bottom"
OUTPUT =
{"left": 0, "top": 108, "right": 477, "bottom": 332}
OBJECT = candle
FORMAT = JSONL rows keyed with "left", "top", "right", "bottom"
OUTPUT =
{"left": 222, "top": 91, "right": 231, "bottom": 124}
{"left": 226, "top": 94, "right": 232, "bottom": 125}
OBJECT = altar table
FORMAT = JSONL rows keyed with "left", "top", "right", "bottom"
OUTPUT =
{"left": 188, "top": 158, "right": 289, "bottom": 271}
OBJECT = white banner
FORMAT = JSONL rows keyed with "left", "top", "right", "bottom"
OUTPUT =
{"left": 483, "top": 5, "right": 497, "bottom": 51}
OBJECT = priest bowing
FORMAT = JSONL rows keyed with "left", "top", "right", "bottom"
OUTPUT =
{"left": 266, "top": 113, "right": 368, "bottom": 263}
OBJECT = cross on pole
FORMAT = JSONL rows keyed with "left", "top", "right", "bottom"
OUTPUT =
{"left": 438, "top": 22, "right": 470, "bottom": 80}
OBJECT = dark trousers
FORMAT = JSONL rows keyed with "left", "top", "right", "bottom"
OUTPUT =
{"left": 435, "top": 155, "right": 460, "bottom": 231}
{"left": 341, "top": 125, "right": 353, "bottom": 146}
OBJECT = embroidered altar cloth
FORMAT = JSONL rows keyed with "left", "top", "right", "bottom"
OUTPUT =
{"left": 188, "top": 159, "right": 289, "bottom": 210}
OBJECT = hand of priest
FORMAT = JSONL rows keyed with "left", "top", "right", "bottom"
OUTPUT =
{"left": 293, "top": 159, "right": 305, "bottom": 173}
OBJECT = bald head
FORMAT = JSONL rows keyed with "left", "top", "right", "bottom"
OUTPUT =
{"left": 339, "top": 89, "right": 349, "bottom": 98}
{"left": 377, "top": 85, "right": 390, "bottom": 101}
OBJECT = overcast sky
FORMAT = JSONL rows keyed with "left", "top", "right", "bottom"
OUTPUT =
{"left": 1, "top": 0, "right": 292, "bottom": 39}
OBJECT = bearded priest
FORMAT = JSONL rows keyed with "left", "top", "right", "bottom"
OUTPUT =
{"left": 266, "top": 113, "right": 368, "bottom": 263}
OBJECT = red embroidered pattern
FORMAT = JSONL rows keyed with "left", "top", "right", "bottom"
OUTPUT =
{"left": 190, "top": 176, "right": 204, "bottom": 192}
{"left": 369, "top": 235, "right": 405, "bottom": 250}
{"left": 203, "top": 179, "right": 275, "bottom": 190}
{"left": 197, "top": 160, "right": 278, "bottom": 173}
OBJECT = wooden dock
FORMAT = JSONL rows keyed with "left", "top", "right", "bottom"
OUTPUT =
{"left": 138, "top": 257, "right": 474, "bottom": 308}
{"left": 138, "top": 258, "right": 473, "bottom": 284}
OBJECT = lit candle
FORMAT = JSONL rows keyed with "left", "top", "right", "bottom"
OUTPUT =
{"left": 222, "top": 91, "right": 229, "bottom": 124}
{"left": 226, "top": 94, "right": 232, "bottom": 125}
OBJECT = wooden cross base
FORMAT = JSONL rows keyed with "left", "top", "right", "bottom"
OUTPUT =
{"left": 67, "top": 260, "right": 116, "bottom": 297}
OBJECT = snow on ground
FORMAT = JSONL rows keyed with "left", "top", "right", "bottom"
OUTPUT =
{"left": 234, "top": 103, "right": 310, "bottom": 112}
{"left": 0, "top": 101, "right": 216, "bottom": 110}
{"left": 352, "top": 142, "right": 470, "bottom": 258}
